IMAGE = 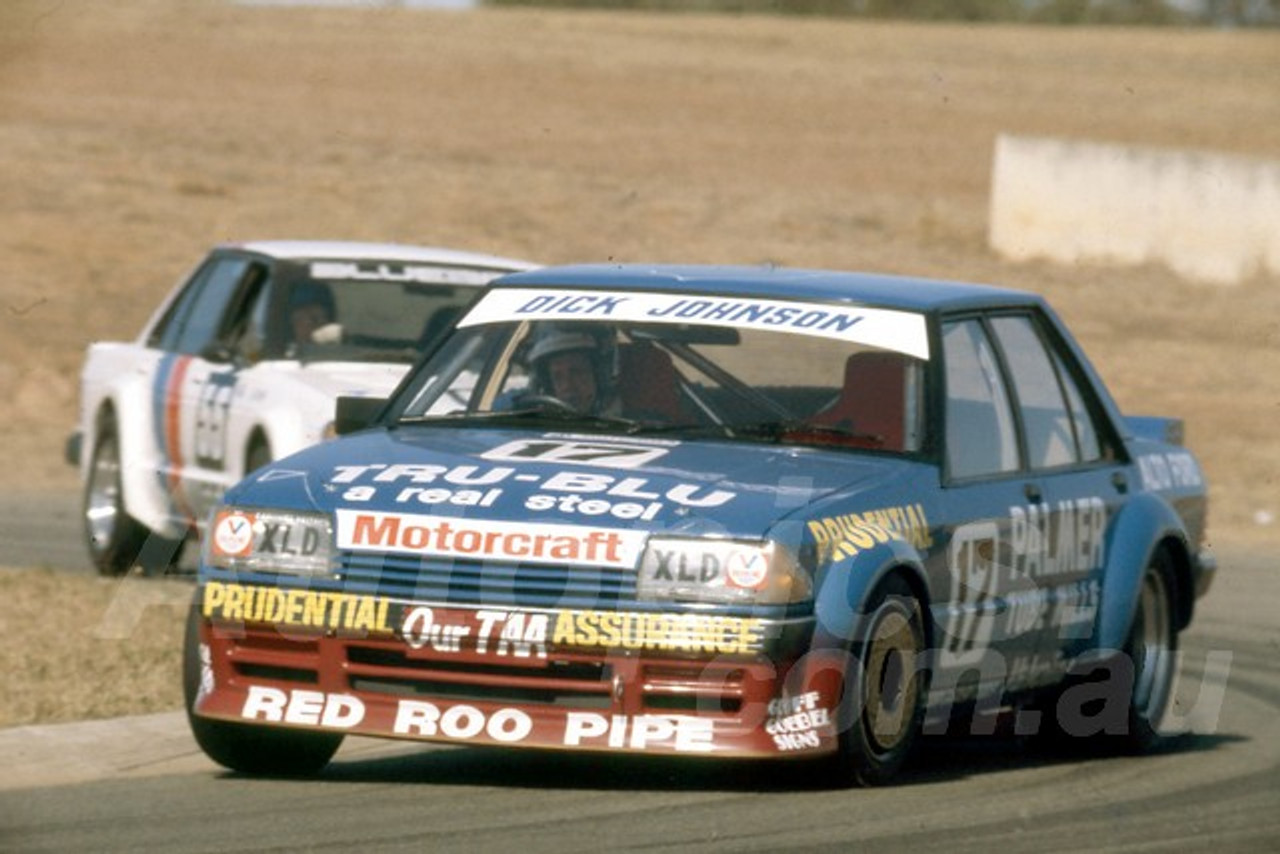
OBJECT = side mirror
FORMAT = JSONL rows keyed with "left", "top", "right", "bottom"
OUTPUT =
{"left": 334, "top": 395, "right": 388, "bottom": 436}
{"left": 200, "top": 342, "right": 236, "bottom": 364}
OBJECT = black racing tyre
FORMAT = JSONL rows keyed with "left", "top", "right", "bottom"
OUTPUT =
{"left": 83, "top": 416, "right": 182, "bottom": 576}
{"left": 1036, "top": 548, "right": 1179, "bottom": 753}
{"left": 183, "top": 604, "right": 343, "bottom": 777}
{"left": 245, "top": 438, "right": 272, "bottom": 476}
{"left": 1120, "top": 548, "right": 1179, "bottom": 751}
{"left": 832, "top": 574, "right": 928, "bottom": 787}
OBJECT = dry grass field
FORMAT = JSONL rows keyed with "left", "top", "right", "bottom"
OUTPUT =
{"left": 0, "top": 0, "right": 1277, "bottom": 725}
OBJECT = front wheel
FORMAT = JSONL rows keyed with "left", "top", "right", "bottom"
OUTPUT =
{"left": 83, "top": 419, "right": 182, "bottom": 576}
{"left": 183, "top": 605, "right": 342, "bottom": 776}
{"left": 832, "top": 575, "right": 928, "bottom": 787}
{"left": 245, "top": 439, "right": 272, "bottom": 476}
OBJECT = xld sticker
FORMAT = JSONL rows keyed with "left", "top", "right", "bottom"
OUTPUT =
{"left": 210, "top": 511, "right": 255, "bottom": 558}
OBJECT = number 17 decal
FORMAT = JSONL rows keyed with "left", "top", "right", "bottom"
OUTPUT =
{"left": 482, "top": 438, "right": 670, "bottom": 469}
{"left": 943, "top": 520, "right": 1002, "bottom": 666}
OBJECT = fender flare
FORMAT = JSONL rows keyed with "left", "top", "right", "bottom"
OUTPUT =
{"left": 233, "top": 393, "right": 318, "bottom": 474}
{"left": 812, "top": 537, "right": 930, "bottom": 649}
{"left": 1094, "top": 491, "right": 1190, "bottom": 653}
{"left": 96, "top": 380, "right": 184, "bottom": 539}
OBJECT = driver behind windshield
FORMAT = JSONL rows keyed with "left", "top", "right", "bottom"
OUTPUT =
{"left": 525, "top": 326, "right": 620, "bottom": 416}
{"left": 286, "top": 280, "right": 341, "bottom": 355}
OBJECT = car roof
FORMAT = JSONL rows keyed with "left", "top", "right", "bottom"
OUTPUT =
{"left": 225, "top": 240, "right": 538, "bottom": 272}
{"left": 492, "top": 263, "right": 1044, "bottom": 313}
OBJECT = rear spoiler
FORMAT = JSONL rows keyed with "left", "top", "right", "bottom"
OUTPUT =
{"left": 1123, "top": 415, "right": 1185, "bottom": 446}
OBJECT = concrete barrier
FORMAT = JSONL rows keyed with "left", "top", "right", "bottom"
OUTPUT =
{"left": 989, "top": 134, "right": 1280, "bottom": 285}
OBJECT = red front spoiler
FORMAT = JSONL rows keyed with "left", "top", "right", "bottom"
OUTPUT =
{"left": 191, "top": 598, "right": 838, "bottom": 759}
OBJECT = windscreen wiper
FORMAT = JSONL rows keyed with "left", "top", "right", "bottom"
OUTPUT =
{"left": 727, "top": 420, "right": 886, "bottom": 448}
{"left": 396, "top": 406, "right": 644, "bottom": 432}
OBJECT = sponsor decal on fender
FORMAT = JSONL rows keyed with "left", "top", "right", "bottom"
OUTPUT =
{"left": 334, "top": 509, "right": 647, "bottom": 569}
{"left": 1138, "top": 451, "right": 1204, "bottom": 491}
{"left": 808, "top": 502, "right": 933, "bottom": 564}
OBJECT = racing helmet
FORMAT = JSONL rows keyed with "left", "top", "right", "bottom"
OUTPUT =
{"left": 288, "top": 279, "right": 336, "bottom": 321}
{"left": 526, "top": 324, "right": 618, "bottom": 409}
{"left": 527, "top": 328, "right": 604, "bottom": 365}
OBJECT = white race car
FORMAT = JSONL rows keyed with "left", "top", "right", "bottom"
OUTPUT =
{"left": 67, "top": 241, "right": 536, "bottom": 575}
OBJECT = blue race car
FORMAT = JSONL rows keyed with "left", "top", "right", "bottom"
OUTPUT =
{"left": 185, "top": 264, "right": 1214, "bottom": 786}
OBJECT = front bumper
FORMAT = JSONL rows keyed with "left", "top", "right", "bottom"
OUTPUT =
{"left": 65, "top": 430, "right": 82, "bottom": 467}
{"left": 191, "top": 585, "right": 834, "bottom": 758}
{"left": 1193, "top": 545, "right": 1217, "bottom": 599}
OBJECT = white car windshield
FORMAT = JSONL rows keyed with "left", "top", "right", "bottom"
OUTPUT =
{"left": 276, "top": 263, "right": 498, "bottom": 363}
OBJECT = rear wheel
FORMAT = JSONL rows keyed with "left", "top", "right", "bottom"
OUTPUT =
{"left": 1037, "top": 548, "right": 1179, "bottom": 753}
{"left": 183, "top": 605, "right": 342, "bottom": 776}
{"left": 83, "top": 417, "right": 181, "bottom": 576}
{"left": 833, "top": 574, "right": 927, "bottom": 786}
{"left": 1123, "top": 549, "right": 1179, "bottom": 751}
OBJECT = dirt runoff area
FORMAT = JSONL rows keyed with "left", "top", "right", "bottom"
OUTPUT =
{"left": 0, "top": 1, "right": 1278, "bottom": 725}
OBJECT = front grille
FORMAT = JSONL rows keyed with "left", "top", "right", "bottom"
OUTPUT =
{"left": 218, "top": 625, "right": 777, "bottom": 725}
{"left": 344, "top": 642, "right": 614, "bottom": 707}
{"left": 337, "top": 552, "right": 637, "bottom": 608}
{"left": 237, "top": 663, "right": 319, "bottom": 684}
{"left": 641, "top": 663, "right": 749, "bottom": 714}
{"left": 347, "top": 646, "right": 609, "bottom": 682}
{"left": 224, "top": 630, "right": 322, "bottom": 686}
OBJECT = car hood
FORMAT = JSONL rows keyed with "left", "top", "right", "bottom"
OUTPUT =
{"left": 230, "top": 426, "right": 909, "bottom": 541}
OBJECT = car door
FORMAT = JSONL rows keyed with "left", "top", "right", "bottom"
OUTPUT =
{"left": 931, "top": 316, "right": 1048, "bottom": 708}
{"left": 151, "top": 254, "right": 264, "bottom": 525}
{"left": 985, "top": 313, "right": 1127, "bottom": 684}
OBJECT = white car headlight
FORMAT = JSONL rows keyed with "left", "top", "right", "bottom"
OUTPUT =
{"left": 637, "top": 537, "right": 812, "bottom": 605}
{"left": 205, "top": 507, "right": 335, "bottom": 577}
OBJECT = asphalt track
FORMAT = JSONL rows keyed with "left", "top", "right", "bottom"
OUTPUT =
{"left": 2, "top": 494, "right": 1277, "bottom": 853}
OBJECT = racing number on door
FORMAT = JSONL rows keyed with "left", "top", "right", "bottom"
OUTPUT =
{"left": 945, "top": 520, "right": 1001, "bottom": 662}
{"left": 194, "top": 372, "right": 236, "bottom": 470}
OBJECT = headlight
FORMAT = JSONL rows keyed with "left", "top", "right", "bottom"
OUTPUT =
{"left": 205, "top": 507, "right": 335, "bottom": 577}
{"left": 637, "top": 537, "right": 812, "bottom": 605}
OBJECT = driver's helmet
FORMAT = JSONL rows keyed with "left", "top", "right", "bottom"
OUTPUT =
{"left": 526, "top": 324, "right": 617, "bottom": 411}
{"left": 288, "top": 279, "right": 336, "bottom": 321}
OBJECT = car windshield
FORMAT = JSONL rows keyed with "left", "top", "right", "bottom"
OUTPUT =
{"left": 275, "top": 262, "right": 500, "bottom": 364}
{"left": 391, "top": 287, "right": 931, "bottom": 452}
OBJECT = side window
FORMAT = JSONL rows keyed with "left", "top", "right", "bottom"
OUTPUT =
{"left": 218, "top": 265, "right": 270, "bottom": 362}
{"left": 151, "top": 261, "right": 215, "bottom": 352}
{"left": 237, "top": 279, "right": 272, "bottom": 362}
{"left": 154, "top": 258, "right": 251, "bottom": 356}
{"left": 943, "top": 319, "right": 1019, "bottom": 480}
{"left": 1053, "top": 349, "right": 1103, "bottom": 462}
{"left": 990, "top": 315, "right": 1077, "bottom": 470}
